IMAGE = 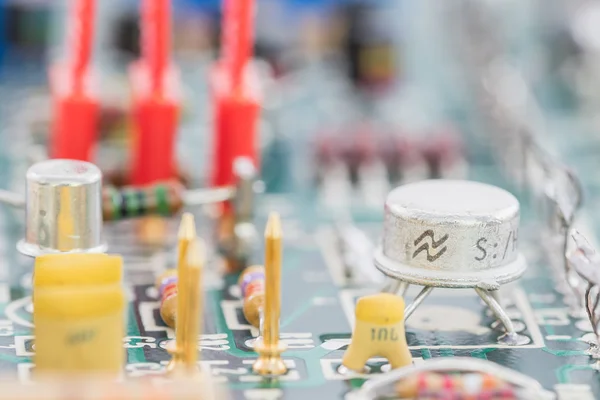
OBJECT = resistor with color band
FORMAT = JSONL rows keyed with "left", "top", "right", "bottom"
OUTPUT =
{"left": 415, "top": 389, "right": 516, "bottom": 400}
{"left": 101, "top": 181, "right": 234, "bottom": 221}
{"left": 103, "top": 181, "right": 184, "bottom": 221}
{"left": 156, "top": 269, "right": 178, "bottom": 328}
{"left": 395, "top": 372, "right": 514, "bottom": 399}
{"left": 0, "top": 175, "right": 237, "bottom": 219}
{"left": 238, "top": 265, "right": 265, "bottom": 329}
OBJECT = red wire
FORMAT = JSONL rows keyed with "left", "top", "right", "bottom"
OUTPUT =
{"left": 222, "top": 0, "right": 254, "bottom": 89}
{"left": 69, "top": 0, "right": 95, "bottom": 93}
{"left": 142, "top": 0, "right": 171, "bottom": 94}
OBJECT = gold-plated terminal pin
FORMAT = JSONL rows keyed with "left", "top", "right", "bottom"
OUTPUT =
{"left": 167, "top": 213, "right": 198, "bottom": 374}
{"left": 253, "top": 213, "right": 287, "bottom": 376}
{"left": 182, "top": 238, "right": 204, "bottom": 372}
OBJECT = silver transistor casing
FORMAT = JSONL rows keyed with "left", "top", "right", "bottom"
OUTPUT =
{"left": 374, "top": 180, "right": 526, "bottom": 289}
{"left": 17, "top": 159, "right": 107, "bottom": 257}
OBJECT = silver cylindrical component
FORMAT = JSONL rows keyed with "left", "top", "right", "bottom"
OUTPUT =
{"left": 231, "top": 157, "right": 258, "bottom": 261}
{"left": 232, "top": 156, "right": 257, "bottom": 223}
{"left": 17, "top": 159, "right": 106, "bottom": 257}
{"left": 374, "top": 180, "right": 526, "bottom": 288}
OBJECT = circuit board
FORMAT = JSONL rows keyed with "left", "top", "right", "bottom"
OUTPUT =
{"left": 0, "top": 57, "right": 598, "bottom": 400}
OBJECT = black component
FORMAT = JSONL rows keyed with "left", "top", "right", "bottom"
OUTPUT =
{"left": 5, "top": 3, "right": 51, "bottom": 52}
{"left": 340, "top": 2, "right": 396, "bottom": 92}
{"left": 113, "top": 13, "right": 140, "bottom": 58}
{"left": 117, "top": 191, "right": 129, "bottom": 220}
{"left": 425, "top": 156, "right": 442, "bottom": 179}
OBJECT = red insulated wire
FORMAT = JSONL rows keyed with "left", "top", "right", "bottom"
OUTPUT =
{"left": 68, "top": 0, "right": 95, "bottom": 93}
{"left": 221, "top": 0, "right": 255, "bottom": 89}
{"left": 141, "top": 0, "right": 171, "bottom": 94}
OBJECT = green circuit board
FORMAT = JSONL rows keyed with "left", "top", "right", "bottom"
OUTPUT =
{"left": 0, "top": 60, "right": 599, "bottom": 399}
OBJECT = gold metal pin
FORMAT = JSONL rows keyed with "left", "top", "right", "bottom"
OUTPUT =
{"left": 167, "top": 213, "right": 198, "bottom": 375}
{"left": 178, "top": 213, "right": 198, "bottom": 261}
{"left": 253, "top": 212, "right": 287, "bottom": 376}
{"left": 182, "top": 238, "right": 204, "bottom": 372}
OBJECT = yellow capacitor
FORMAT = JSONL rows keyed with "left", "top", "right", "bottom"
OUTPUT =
{"left": 342, "top": 293, "right": 412, "bottom": 372}
{"left": 33, "top": 284, "right": 126, "bottom": 374}
{"left": 33, "top": 254, "right": 123, "bottom": 287}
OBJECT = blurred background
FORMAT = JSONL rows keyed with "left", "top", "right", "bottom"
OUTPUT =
{"left": 0, "top": 0, "right": 598, "bottom": 198}
{"left": 1, "top": 0, "right": 599, "bottom": 344}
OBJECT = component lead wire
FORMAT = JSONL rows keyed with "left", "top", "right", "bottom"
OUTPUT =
{"left": 0, "top": 189, "right": 25, "bottom": 208}
{"left": 182, "top": 186, "right": 236, "bottom": 206}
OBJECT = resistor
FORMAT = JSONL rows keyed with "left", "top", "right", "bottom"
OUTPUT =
{"left": 415, "top": 389, "right": 516, "bottom": 400}
{"left": 238, "top": 265, "right": 265, "bottom": 329}
{"left": 103, "top": 181, "right": 184, "bottom": 221}
{"left": 0, "top": 178, "right": 236, "bottom": 220}
{"left": 339, "top": 127, "right": 377, "bottom": 186}
{"left": 395, "top": 373, "right": 514, "bottom": 399}
{"left": 156, "top": 269, "right": 178, "bottom": 328}
{"left": 102, "top": 181, "right": 234, "bottom": 221}
{"left": 420, "top": 129, "right": 465, "bottom": 179}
